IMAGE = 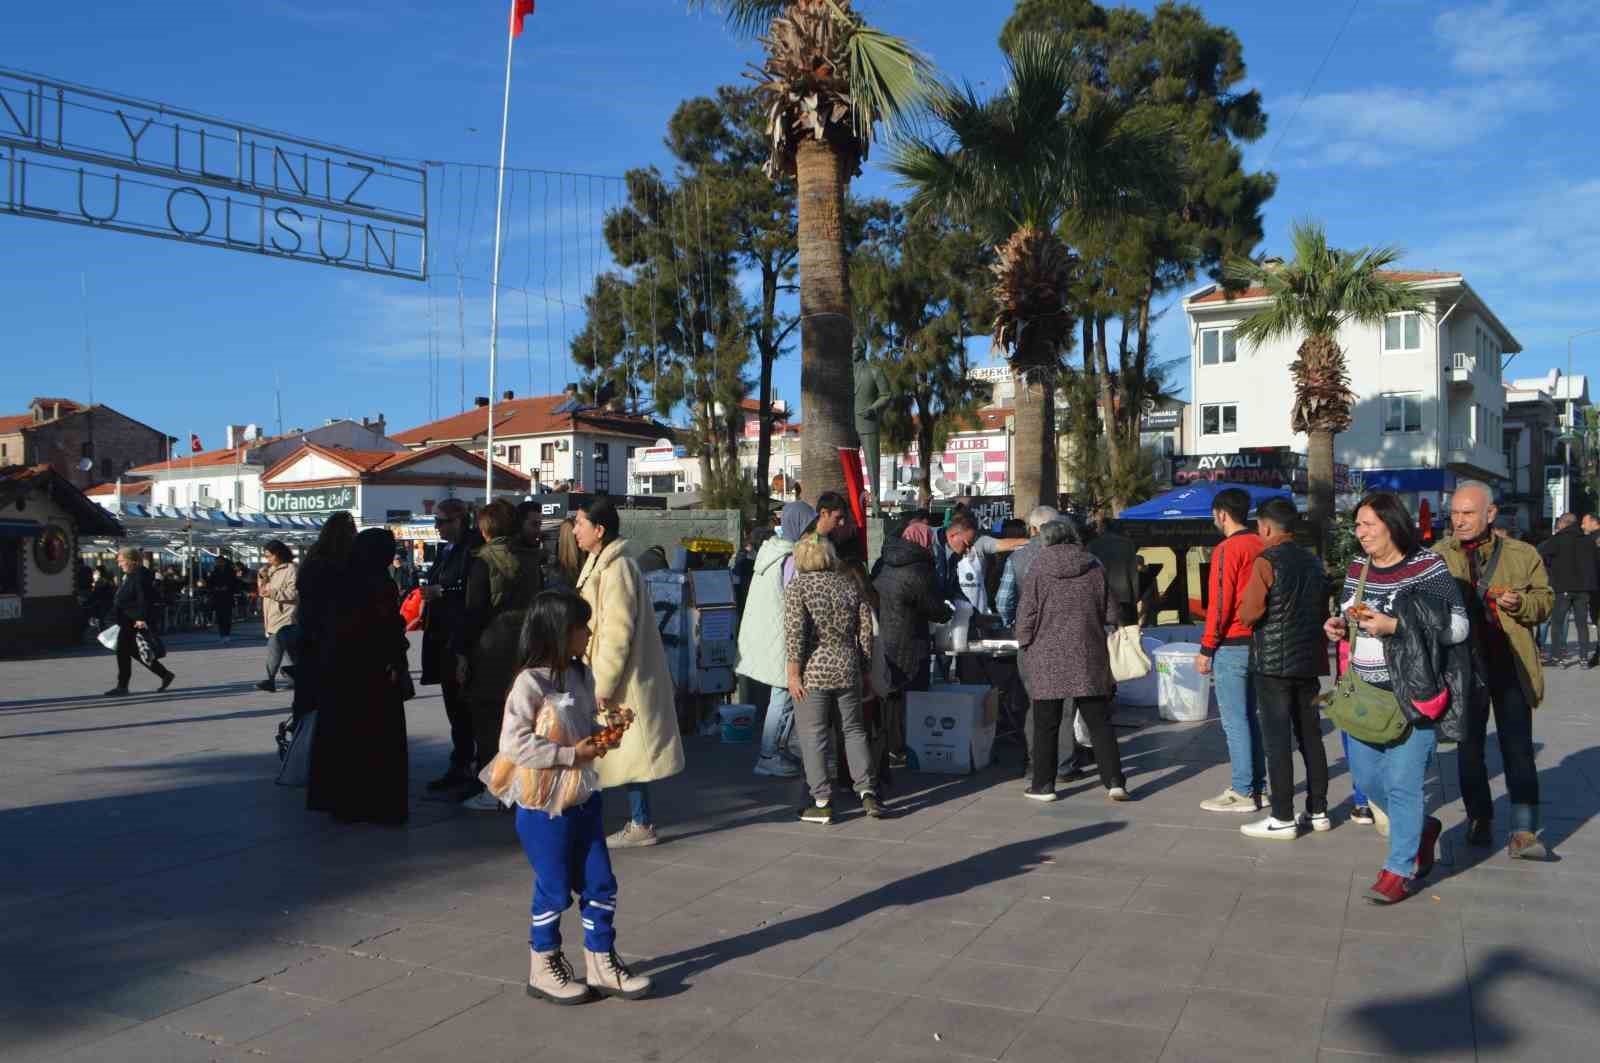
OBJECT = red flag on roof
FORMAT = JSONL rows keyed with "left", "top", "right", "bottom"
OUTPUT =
{"left": 190, "top": 433, "right": 202, "bottom": 453}
{"left": 511, "top": 0, "right": 535, "bottom": 38}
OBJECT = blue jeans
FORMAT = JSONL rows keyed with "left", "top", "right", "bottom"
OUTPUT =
{"left": 1341, "top": 731, "right": 1369, "bottom": 808}
{"left": 759, "top": 685, "right": 797, "bottom": 762}
{"left": 1347, "top": 725, "right": 1438, "bottom": 878}
{"left": 1210, "top": 646, "right": 1264, "bottom": 796}
{"left": 516, "top": 794, "right": 617, "bottom": 953}
{"left": 624, "top": 782, "right": 652, "bottom": 826}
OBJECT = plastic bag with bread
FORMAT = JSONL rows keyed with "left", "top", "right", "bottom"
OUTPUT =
{"left": 483, "top": 691, "right": 599, "bottom": 815}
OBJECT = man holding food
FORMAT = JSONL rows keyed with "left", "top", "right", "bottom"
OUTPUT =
{"left": 1434, "top": 481, "right": 1554, "bottom": 859}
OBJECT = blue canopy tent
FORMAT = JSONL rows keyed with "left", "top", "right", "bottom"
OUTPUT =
{"left": 1117, "top": 482, "right": 1294, "bottom": 521}
{"left": 1111, "top": 482, "right": 1297, "bottom": 624}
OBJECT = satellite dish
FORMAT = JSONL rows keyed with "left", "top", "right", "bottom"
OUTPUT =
{"left": 932, "top": 476, "right": 957, "bottom": 498}
{"left": 77, "top": 457, "right": 94, "bottom": 472}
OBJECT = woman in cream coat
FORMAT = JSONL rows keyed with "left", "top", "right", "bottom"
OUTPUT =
{"left": 574, "top": 496, "right": 685, "bottom": 848}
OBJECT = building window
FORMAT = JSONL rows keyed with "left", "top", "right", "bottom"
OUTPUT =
{"left": 1384, "top": 312, "right": 1421, "bottom": 352}
{"left": 167, "top": 487, "right": 177, "bottom": 506}
{"left": 594, "top": 443, "right": 610, "bottom": 494}
{"left": 233, "top": 481, "right": 243, "bottom": 512}
{"left": 81, "top": 441, "right": 94, "bottom": 459}
{"left": 197, "top": 484, "right": 211, "bottom": 507}
{"left": 1383, "top": 392, "right": 1422, "bottom": 433}
{"left": 1200, "top": 328, "right": 1236, "bottom": 366}
{"left": 1201, "top": 403, "right": 1237, "bottom": 436}
{"left": 100, "top": 458, "right": 113, "bottom": 480}
{"left": 0, "top": 442, "right": 7, "bottom": 459}
{"left": 507, "top": 444, "right": 522, "bottom": 465}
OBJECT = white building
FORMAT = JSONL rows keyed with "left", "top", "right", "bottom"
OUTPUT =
{"left": 1183, "top": 269, "right": 1520, "bottom": 513}
{"left": 259, "top": 442, "right": 528, "bottom": 526}
{"left": 123, "top": 418, "right": 400, "bottom": 514}
{"left": 1502, "top": 369, "right": 1590, "bottom": 534}
{"left": 393, "top": 390, "right": 664, "bottom": 495}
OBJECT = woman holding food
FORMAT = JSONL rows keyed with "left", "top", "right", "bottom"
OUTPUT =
{"left": 573, "top": 495, "right": 685, "bottom": 848}
{"left": 1325, "top": 492, "right": 1470, "bottom": 905}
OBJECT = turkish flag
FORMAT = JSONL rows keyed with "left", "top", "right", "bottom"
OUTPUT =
{"left": 511, "top": 0, "right": 535, "bottom": 37}
{"left": 190, "top": 433, "right": 202, "bottom": 453}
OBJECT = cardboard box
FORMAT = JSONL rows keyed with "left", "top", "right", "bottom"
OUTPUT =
{"left": 906, "top": 684, "right": 998, "bottom": 774}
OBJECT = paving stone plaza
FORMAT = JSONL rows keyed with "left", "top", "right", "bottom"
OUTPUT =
{"left": 3, "top": 625, "right": 1598, "bottom": 1062}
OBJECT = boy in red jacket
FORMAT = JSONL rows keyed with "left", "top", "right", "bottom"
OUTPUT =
{"left": 1196, "top": 487, "right": 1266, "bottom": 812}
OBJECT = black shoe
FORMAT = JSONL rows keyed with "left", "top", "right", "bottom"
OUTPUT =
{"left": 1466, "top": 817, "right": 1493, "bottom": 846}
{"left": 427, "top": 768, "right": 475, "bottom": 792}
{"left": 159, "top": 673, "right": 175, "bottom": 692}
{"left": 256, "top": 679, "right": 276, "bottom": 692}
{"left": 104, "top": 687, "right": 129, "bottom": 697}
{"left": 1587, "top": 652, "right": 1599, "bottom": 670}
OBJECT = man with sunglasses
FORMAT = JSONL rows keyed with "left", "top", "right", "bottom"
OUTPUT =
{"left": 420, "top": 499, "right": 482, "bottom": 793}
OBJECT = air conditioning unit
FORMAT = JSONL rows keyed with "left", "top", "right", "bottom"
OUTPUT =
{"left": 555, "top": 440, "right": 570, "bottom": 451}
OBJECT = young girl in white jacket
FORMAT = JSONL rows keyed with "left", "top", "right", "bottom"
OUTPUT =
{"left": 478, "top": 590, "right": 652, "bottom": 1005}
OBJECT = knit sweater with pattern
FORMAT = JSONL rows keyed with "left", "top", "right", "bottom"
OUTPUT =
{"left": 1339, "top": 550, "right": 1468, "bottom": 689}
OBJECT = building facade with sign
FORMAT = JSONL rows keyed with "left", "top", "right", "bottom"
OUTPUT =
{"left": 1184, "top": 269, "right": 1519, "bottom": 515}
{"left": 259, "top": 443, "right": 529, "bottom": 527}
{"left": 0, "top": 464, "right": 124, "bottom": 655}
{"left": 122, "top": 418, "right": 400, "bottom": 515}
{"left": 1502, "top": 369, "right": 1591, "bottom": 536}
{"left": 393, "top": 390, "right": 665, "bottom": 495}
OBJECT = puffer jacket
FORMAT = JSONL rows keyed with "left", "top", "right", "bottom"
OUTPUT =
{"left": 1380, "top": 587, "right": 1480, "bottom": 743}
{"left": 735, "top": 535, "right": 795, "bottom": 688}
{"left": 873, "top": 535, "right": 953, "bottom": 692}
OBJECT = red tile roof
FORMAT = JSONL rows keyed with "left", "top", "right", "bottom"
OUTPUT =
{"left": 85, "top": 480, "right": 154, "bottom": 498}
{"left": 0, "top": 414, "right": 31, "bottom": 434}
{"left": 262, "top": 442, "right": 529, "bottom": 488}
{"left": 126, "top": 445, "right": 261, "bottom": 474}
{"left": 1189, "top": 270, "right": 1461, "bottom": 305}
{"left": 392, "top": 394, "right": 666, "bottom": 446}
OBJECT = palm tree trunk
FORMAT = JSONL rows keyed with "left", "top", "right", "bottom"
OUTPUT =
{"left": 1308, "top": 428, "right": 1335, "bottom": 556}
{"left": 1012, "top": 359, "right": 1057, "bottom": 518}
{"left": 793, "top": 137, "right": 857, "bottom": 505}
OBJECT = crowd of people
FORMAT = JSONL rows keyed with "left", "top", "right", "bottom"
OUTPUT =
{"left": 83, "top": 477, "right": 1590, "bottom": 1001}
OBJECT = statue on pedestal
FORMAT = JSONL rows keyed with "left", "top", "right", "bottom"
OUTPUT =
{"left": 853, "top": 349, "right": 892, "bottom": 517}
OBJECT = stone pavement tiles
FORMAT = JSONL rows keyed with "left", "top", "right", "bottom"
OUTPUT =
{"left": 1, "top": 624, "right": 1599, "bottom": 1061}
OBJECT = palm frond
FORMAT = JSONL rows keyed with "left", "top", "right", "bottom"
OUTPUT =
{"left": 842, "top": 23, "right": 938, "bottom": 141}
{"left": 692, "top": 0, "right": 790, "bottom": 38}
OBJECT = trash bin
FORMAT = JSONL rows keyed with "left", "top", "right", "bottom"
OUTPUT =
{"left": 680, "top": 537, "right": 734, "bottom": 570}
{"left": 1152, "top": 641, "right": 1211, "bottom": 722}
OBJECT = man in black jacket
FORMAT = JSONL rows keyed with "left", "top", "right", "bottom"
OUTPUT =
{"left": 419, "top": 499, "right": 482, "bottom": 789}
{"left": 1536, "top": 512, "right": 1596, "bottom": 668}
{"left": 1583, "top": 513, "right": 1600, "bottom": 654}
{"left": 106, "top": 547, "right": 176, "bottom": 696}
{"left": 1236, "top": 498, "right": 1328, "bottom": 840}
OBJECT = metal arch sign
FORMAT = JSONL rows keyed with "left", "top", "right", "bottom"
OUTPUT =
{"left": 0, "top": 68, "right": 427, "bottom": 280}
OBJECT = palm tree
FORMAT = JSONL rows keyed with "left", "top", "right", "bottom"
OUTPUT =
{"left": 889, "top": 34, "right": 1176, "bottom": 517}
{"left": 1226, "top": 220, "right": 1426, "bottom": 550}
{"left": 692, "top": 1, "right": 938, "bottom": 505}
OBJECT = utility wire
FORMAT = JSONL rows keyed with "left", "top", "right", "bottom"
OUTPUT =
{"left": 1261, "top": 0, "right": 1362, "bottom": 168}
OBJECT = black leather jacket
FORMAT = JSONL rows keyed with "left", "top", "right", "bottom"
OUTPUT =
{"left": 1380, "top": 588, "right": 1479, "bottom": 743}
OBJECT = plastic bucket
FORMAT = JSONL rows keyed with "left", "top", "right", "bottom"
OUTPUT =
{"left": 1152, "top": 642, "right": 1212, "bottom": 722}
{"left": 717, "top": 704, "right": 755, "bottom": 743}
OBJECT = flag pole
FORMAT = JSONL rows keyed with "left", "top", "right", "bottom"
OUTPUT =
{"left": 484, "top": 1, "right": 519, "bottom": 504}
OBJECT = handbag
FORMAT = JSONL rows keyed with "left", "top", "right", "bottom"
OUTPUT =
{"left": 97, "top": 624, "right": 120, "bottom": 650}
{"left": 134, "top": 629, "right": 166, "bottom": 666}
{"left": 1319, "top": 560, "right": 1410, "bottom": 746}
{"left": 1107, "top": 625, "right": 1151, "bottom": 682}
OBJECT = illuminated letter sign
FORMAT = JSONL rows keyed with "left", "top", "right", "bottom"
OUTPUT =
{"left": 0, "top": 68, "right": 427, "bottom": 280}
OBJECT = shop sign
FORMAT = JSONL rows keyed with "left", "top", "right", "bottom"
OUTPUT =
{"left": 1173, "top": 451, "right": 1354, "bottom": 493}
{"left": 1141, "top": 408, "right": 1181, "bottom": 430}
{"left": 263, "top": 485, "right": 355, "bottom": 514}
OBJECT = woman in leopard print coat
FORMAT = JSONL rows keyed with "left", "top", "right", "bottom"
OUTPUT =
{"left": 784, "top": 535, "right": 881, "bottom": 822}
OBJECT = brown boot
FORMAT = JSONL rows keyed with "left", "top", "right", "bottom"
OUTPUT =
{"left": 527, "top": 949, "right": 592, "bottom": 1005}
{"left": 1507, "top": 831, "right": 1549, "bottom": 861}
{"left": 585, "top": 948, "right": 651, "bottom": 1000}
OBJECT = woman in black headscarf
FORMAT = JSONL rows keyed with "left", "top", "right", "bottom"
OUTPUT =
{"left": 307, "top": 527, "right": 412, "bottom": 825}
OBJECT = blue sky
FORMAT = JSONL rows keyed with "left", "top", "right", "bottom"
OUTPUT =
{"left": 4, "top": 0, "right": 1597, "bottom": 446}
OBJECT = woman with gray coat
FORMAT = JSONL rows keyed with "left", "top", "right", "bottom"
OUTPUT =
{"left": 1016, "top": 520, "right": 1129, "bottom": 802}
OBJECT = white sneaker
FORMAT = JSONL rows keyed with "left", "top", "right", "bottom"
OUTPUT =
{"left": 1299, "top": 812, "right": 1333, "bottom": 833}
{"left": 462, "top": 790, "right": 502, "bottom": 812}
{"left": 607, "top": 822, "right": 658, "bottom": 848}
{"left": 1241, "top": 815, "right": 1304, "bottom": 840}
{"left": 1200, "top": 788, "right": 1262, "bottom": 813}
{"left": 1106, "top": 787, "right": 1131, "bottom": 802}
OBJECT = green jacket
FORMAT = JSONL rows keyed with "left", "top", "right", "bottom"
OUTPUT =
{"left": 1433, "top": 535, "right": 1554, "bottom": 709}
{"left": 735, "top": 535, "right": 796, "bottom": 688}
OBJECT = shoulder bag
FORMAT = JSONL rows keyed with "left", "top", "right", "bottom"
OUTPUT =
{"left": 1318, "top": 560, "right": 1410, "bottom": 746}
{"left": 1107, "top": 625, "right": 1151, "bottom": 682}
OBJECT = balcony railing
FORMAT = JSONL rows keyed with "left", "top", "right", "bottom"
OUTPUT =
{"left": 1447, "top": 434, "right": 1475, "bottom": 453}
{"left": 1451, "top": 352, "right": 1477, "bottom": 372}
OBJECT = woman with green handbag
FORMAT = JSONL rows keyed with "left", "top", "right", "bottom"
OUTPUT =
{"left": 1325, "top": 492, "right": 1469, "bottom": 905}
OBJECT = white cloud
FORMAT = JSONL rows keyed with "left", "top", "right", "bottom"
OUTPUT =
{"left": 1280, "top": 1, "right": 1581, "bottom": 169}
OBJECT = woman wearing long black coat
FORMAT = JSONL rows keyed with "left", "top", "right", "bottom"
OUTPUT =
{"left": 872, "top": 523, "right": 953, "bottom": 762}
{"left": 307, "top": 528, "right": 411, "bottom": 825}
